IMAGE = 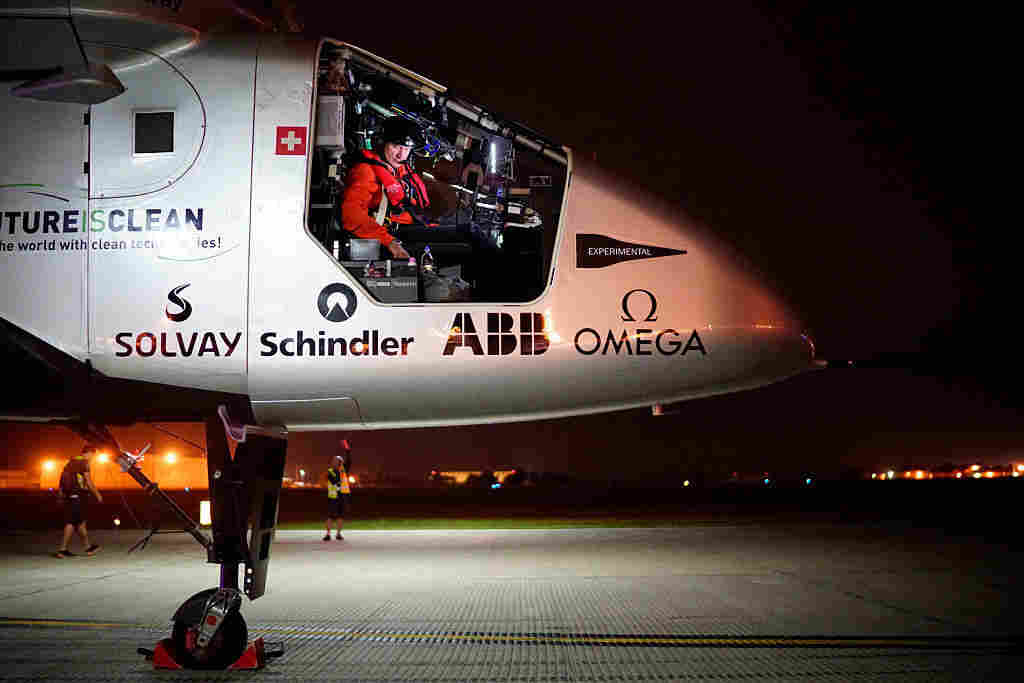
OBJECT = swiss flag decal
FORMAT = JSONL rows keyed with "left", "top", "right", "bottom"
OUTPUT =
{"left": 275, "top": 126, "right": 307, "bottom": 155}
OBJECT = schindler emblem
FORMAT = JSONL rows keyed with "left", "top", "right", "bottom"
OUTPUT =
{"left": 576, "top": 234, "right": 686, "bottom": 269}
{"left": 318, "top": 283, "right": 357, "bottom": 322}
{"left": 165, "top": 283, "right": 192, "bottom": 322}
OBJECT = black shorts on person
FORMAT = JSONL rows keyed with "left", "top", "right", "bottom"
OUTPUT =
{"left": 327, "top": 494, "right": 348, "bottom": 519}
{"left": 64, "top": 495, "right": 86, "bottom": 526}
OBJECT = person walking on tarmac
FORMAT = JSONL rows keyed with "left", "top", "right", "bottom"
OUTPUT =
{"left": 338, "top": 117, "right": 431, "bottom": 260}
{"left": 324, "top": 440, "right": 353, "bottom": 541}
{"left": 56, "top": 445, "right": 104, "bottom": 558}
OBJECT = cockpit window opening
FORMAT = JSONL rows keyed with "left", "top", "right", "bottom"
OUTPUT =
{"left": 305, "top": 40, "right": 568, "bottom": 305}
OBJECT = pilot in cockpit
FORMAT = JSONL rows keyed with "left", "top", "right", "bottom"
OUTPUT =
{"left": 338, "top": 117, "right": 432, "bottom": 260}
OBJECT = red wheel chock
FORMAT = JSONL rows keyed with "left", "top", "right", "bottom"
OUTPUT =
{"left": 141, "top": 637, "right": 280, "bottom": 670}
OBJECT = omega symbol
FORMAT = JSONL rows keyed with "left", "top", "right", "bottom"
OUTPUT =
{"left": 166, "top": 284, "right": 193, "bottom": 322}
{"left": 318, "top": 283, "right": 358, "bottom": 322}
{"left": 620, "top": 289, "right": 657, "bottom": 322}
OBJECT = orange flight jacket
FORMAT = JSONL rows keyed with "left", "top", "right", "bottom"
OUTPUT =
{"left": 339, "top": 150, "right": 429, "bottom": 246}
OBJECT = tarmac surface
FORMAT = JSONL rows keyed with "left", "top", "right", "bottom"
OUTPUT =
{"left": 0, "top": 523, "right": 1018, "bottom": 681}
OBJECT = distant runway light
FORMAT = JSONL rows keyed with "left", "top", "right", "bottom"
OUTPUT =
{"left": 763, "top": 478, "right": 770, "bottom": 485}
{"left": 683, "top": 480, "right": 690, "bottom": 487}
{"left": 113, "top": 517, "right": 121, "bottom": 527}
{"left": 805, "top": 478, "right": 812, "bottom": 485}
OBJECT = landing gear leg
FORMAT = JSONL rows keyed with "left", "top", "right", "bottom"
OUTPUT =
{"left": 72, "top": 411, "right": 287, "bottom": 670}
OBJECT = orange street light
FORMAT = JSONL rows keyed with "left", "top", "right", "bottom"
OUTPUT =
{"left": 97, "top": 452, "right": 109, "bottom": 464}
{"left": 165, "top": 452, "right": 177, "bottom": 464}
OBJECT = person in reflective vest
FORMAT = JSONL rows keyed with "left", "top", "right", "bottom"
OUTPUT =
{"left": 339, "top": 117, "right": 430, "bottom": 260}
{"left": 56, "top": 445, "right": 104, "bottom": 558}
{"left": 324, "top": 440, "right": 353, "bottom": 541}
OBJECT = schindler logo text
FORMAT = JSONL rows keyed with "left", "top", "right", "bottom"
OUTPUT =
{"left": 443, "top": 313, "right": 549, "bottom": 356}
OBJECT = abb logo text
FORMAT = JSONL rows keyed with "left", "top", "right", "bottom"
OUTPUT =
{"left": 443, "top": 313, "right": 548, "bottom": 356}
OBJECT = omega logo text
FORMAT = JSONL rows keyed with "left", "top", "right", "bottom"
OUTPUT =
{"left": 574, "top": 290, "right": 707, "bottom": 357}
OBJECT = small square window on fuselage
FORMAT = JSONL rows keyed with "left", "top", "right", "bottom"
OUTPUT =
{"left": 134, "top": 111, "right": 174, "bottom": 155}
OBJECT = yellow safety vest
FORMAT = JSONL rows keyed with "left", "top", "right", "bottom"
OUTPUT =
{"left": 327, "top": 466, "right": 350, "bottom": 498}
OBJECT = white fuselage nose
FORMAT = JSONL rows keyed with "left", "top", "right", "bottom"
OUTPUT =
{"left": 249, "top": 154, "right": 813, "bottom": 430}
{"left": 531, "top": 158, "right": 812, "bottom": 414}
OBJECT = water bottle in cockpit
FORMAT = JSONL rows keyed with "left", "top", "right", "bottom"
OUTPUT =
{"left": 421, "top": 245, "right": 435, "bottom": 273}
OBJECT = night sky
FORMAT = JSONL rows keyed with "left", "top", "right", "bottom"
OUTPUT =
{"left": 1, "top": 4, "right": 1016, "bottom": 481}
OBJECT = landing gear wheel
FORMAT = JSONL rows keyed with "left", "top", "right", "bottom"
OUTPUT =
{"left": 170, "top": 590, "right": 248, "bottom": 669}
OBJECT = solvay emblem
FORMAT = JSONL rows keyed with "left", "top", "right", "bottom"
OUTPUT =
{"left": 166, "top": 284, "right": 193, "bottom": 322}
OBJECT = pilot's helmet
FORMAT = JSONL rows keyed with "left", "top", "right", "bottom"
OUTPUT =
{"left": 379, "top": 117, "right": 422, "bottom": 148}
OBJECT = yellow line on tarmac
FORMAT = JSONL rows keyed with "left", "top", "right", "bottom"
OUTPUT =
{"left": 253, "top": 627, "right": 1012, "bottom": 649}
{"left": 0, "top": 619, "right": 130, "bottom": 629}
{"left": 1, "top": 619, "right": 1014, "bottom": 650}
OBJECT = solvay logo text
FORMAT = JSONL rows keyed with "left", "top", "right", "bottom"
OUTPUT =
{"left": 443, "top": 313, "right": 549, "bottom": 356}
{"left": 115, "top": 287, "right": 241, "bottom": 357}
{"left": 115, "top": 331, "right": 241, "bottom": 357}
